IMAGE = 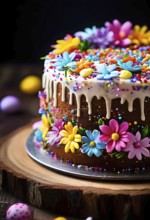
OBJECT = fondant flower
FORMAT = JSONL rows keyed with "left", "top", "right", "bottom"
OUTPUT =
{"left": 60, "top": 122, "right": 81, "bottom": 153}
{"left": 123, "top": 131, "right": 150, "bottom": 160}
{"left": 75, "top": 26, "right": 98, "bottom": 41}
{"left": 129, "top": 25, "right": 150, "bottom": 46}
{"left": 99, "top": 119, "right": 131, "bottom": 152}
{"left": 90, "top": 27, "right": 114, "bottom": 47}
{"left": 53, "top": 52, "right": 76, "bottom": 71}
{"left": 39, "top": 114, "right": 50, "bottom": 139}
{"left": 75, "top": 58, "right": 93, "bottom": 73}
{"left": 105, "top": 19, "right": 132, "bottom": 46}
{"left": 96, "top": 63, "right": 120, "bottom": 79}
{"left": 52, "top": 35, "right": 80, "bottom": 54}
{"left": 117, "top": 60, "right": 141, "bottom": 72}
{"left": 35, "top": 129, "right": 44, "bottom": 142}
{"left": 85, "top": 54, "right": 99, "bottom": 61}
{"left": 81, "top": 130, "right": 106, "bottom": 157}
{"left": 47, "top": 119, "right": 64, "bottom": 146}
{"left": 38, "top": 91, "right": 47, "bottom": 114}
{"left": 75, "top": 26, "right": 114, "bottom": 47}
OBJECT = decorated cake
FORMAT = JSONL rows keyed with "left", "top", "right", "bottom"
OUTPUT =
{"left": 34, "top": 19, "right": 150, "bottom": 173}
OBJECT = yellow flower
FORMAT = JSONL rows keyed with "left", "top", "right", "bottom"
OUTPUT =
{"left": 129, "top": 25, "right": 150, "bottom": 46}
{"left": 52, "top": 35, "right": 80, "bottom": 54}
{"left": 40, "top": 114, "right": 50, "bottom": 139}
{"left": 75, "top": 58, "right": 92, "bottom": 73}
{"left": 60, "top": 122, "right": 81, "bottom": 153}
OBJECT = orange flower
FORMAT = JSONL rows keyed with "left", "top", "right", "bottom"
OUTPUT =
{"left": 74, "top": 58, "right": 93, "bottom": 73}
{"left": 129, "top": 25, "right": 150, "bottom": 46}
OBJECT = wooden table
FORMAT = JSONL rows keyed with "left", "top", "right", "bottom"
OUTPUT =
{"left": 0, "top": 124, "right": 150, "bottom": 220}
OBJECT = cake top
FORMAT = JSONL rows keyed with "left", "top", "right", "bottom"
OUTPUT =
{"left": 43, "top": 19, "right": 150, "bottom": 84}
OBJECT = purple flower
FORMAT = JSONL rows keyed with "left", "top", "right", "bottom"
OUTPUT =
{"left": 75, "top": 26, "right": 114, "bottom": 47}
{"left": 105, "top": 19, "right": 132, "bottom": 46}
{"left": 89, "top": 27, "right": 114, "bottom": 47}
{"left": 124, "top": 131, "right": 150, "bottom": 160}
{"left": 47, "top": 119, "right": 64, "bottom": 146}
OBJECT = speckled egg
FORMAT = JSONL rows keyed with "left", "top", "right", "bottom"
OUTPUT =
{"left": 119, "top": 70, "right": 133, "bottom": 79}
{"left": 80, "top": 68, "right": 93, "bottom": 77}
{"left": 6, "top": 203, "right": 33, "bottom": 220}
{"left": 20, "top": 75, "right": 41, "bottom": 94}
{"left": 0, "top": 96, "right": 21, "bottom": 113}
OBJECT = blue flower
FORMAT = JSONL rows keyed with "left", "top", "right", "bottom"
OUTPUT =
{"left": 117, "top": 60, "right": 141, "bottom": 72}
{"left": 35, "top": 130, "right": 44, "bottom": 142}
{"left": 53, "top": 52, "right": 76, "bottom": 71}
{"left": 85, "top": 54, "right": 99, "bottom": 61}
{"left": 81, "top": 130, "right": 106, "bottom": 157}
{"left": 96, "top": 63, "right": 120, "bottom": 80}
{"left": 75, "top": 26, "right": 98, "bottom": 41}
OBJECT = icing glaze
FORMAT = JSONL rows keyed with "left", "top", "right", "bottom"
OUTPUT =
{"left": 42, "top": 68, "right": 150, "bottom": 120}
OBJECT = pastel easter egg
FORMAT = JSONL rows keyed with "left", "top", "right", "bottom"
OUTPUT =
{"left": 119, "top": 70, "right": 133, "bottom": 79}
{"left": 54, "top": 217, "right": 67, "bottom": 220}
{"left": 6, "top": 203, "right": 33, "bottom": 220}
{"left": 0, "top": 96, "right": 21, "bottom": 113}
{"left": 20, "top": 75, "right": 41, "bottom": 94}
{"left": 80, "top": 68, "right": 93, "bottom": 77}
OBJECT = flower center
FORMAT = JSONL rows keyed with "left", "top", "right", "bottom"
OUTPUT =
{"left": 111, "top": 133, "right": 120, "bottom": 141}
{"left": 68, "top": 134, "right": 74, "bottom": 141}
{"left": 89, "top": 141, "right": 95, "bottom": 147}
{"left": 134, "top": 142, "right": 141, "bottom": 148}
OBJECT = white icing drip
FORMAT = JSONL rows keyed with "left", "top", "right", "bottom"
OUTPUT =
{"left": 69, "top": 91, "right": 73, "bottom": 105}
{"left": 61, "top": 81, "right": 66, "bottom": 102}
{"left": 53, "top": 81, "right": 58, "bottom": 107}
{"left": 121, "top": 97, "right": 125, "bottom": 104}
{"left": 75, "top": 94, "right": 81, "bottom": 117}
{"left": 42, "top": 73, "right": 46, "bottom": 89}
{"left": 104, "top": 97, "right": 112, "bottom": 119}
{"left": 86, "top": 95, "right": 93, "bottom": 115}
{"left": 128, "top": 98, "right": 133, "bottom": 112}
{"left": 50, "top": 79, "right": 53, "bottom": 99}
{"left": 43, "top": 69, "right": 150, "bottom": 121}
{"left": 140, "top": 97, "right": 145, "bottom": 121}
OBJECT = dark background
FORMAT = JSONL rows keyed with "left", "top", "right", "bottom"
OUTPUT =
{"left": 1, "top": 0, "right": 150, "bottom": 64}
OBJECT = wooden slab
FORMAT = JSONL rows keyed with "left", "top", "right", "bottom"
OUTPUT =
{"left": 0, "top": 124, "right": 150, "bottom": 220}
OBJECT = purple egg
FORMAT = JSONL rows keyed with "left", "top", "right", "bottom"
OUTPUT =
{"left": 6, "top": 202, "right": 33, "bottom": 220}
{"left": 0, "top": 95, "right": 21, "bottom": 113}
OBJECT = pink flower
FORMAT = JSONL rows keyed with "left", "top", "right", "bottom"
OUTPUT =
{"left": 124, "top": 131, "right": 150, "bottom": 160}
{"left": 47, "top": 119, "right": 64, "bottom": 146}
{"left": 105, "top": 19, "right": 132, "bottom": 46}
{"left": 99, "top": 119, "right": 131, "bottom": 153}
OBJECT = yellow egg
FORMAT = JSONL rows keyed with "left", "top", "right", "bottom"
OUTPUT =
{"left": 54, "top": 217, "right": 67, "bottom": 220}
{"left": 80, "top": 68, "right": 93, "bottom": 77}
{"left": 20, "top": 75, "right": 41, "bottom": 94}
{"left": 119, "top": 70, "right": 133, "bottom": 79}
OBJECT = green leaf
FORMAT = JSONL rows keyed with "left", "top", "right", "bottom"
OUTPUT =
{"left": 109, "top": 151, "right": 126, "bottom": 159}
{"left": 78, "top": 40, "right": 91, "bottom": 51}
{"left": 98, "top": 118, "right": 105, "bottom": 125}
{"left": 78, "top": 127, "right": 86, "bottom": 136}
{"left": 40, "top": 56, "right": 46, "bottom": 60}
{"left": 141, "top": 125, "right": 150, "bottom": 138}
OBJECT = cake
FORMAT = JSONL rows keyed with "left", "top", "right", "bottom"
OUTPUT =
{"left": 34, "top": 19, "right": 150, "bottom": 173}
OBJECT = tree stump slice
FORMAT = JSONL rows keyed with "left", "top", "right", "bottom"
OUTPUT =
{"left": 0, "top": 124, "right": 150, "bottom": 220}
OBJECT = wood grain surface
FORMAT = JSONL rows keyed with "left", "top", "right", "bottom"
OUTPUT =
{"left": 0, "top": 124, "right": 150, "bottom": 220}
